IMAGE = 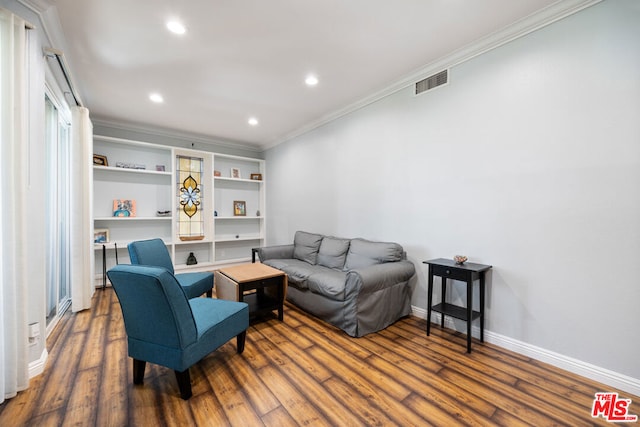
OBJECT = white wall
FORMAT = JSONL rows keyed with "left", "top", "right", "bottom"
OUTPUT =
{"left": 265, "top": 0, "right": 640, "bottom": 382}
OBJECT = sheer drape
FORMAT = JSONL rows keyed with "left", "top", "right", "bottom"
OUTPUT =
{"left": 0, "top": 8, "right": 30, "bottom": 403}
{"left": 70, "top": 106, "right": 94, "bottom": 312}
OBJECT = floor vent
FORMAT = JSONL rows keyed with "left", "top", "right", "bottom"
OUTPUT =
{"left": 415, "top": 69, "right": 448, "bottom": 95}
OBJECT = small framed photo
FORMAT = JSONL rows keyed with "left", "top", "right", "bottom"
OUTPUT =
{"left": 155, "top": 165, "right": 165, "bottom": 171}
{"left": 231, "top": 167, "right": 241, "bottom": 179}
{"left": 233, "top": 200, "right": 246, "bottom": 216}
{"left": 214, "top": 170, "right": 221, "bottom": 177}
{"left": 93, "top": 154, "right": 108, "bottom": 166}
{"left": 94, "top": 229, "right": 109, "bottom": 243}
{"left": 250, "top": 173, "right": 262, "bottom": 181}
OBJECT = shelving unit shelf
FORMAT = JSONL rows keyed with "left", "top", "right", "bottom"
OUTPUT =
{"left": 92, "top": 135, "right": 266, "bottom": 284}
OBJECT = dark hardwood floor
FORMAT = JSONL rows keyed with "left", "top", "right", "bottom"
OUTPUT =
{"left": 0, "top": 288, "right": 637, "bottom": 426}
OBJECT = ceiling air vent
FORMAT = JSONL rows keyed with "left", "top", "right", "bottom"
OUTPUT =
{"left": 415, "top": 69, "right": 448, "bottom": 95}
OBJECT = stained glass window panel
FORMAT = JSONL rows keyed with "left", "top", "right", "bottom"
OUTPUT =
{"left": 176, "top": 155, "right": 204, "bottom": 240}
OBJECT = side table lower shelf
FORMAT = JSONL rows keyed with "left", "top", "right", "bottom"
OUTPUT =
{"left": 431, "top": 303, "right": 481, "bottom": 324}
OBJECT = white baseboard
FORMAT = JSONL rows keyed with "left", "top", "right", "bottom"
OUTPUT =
{"left": 411, "top": 305, "right": 640, "bottom": 397}
{"left": 28, "top": 348, "right": 48, "bottom": 378}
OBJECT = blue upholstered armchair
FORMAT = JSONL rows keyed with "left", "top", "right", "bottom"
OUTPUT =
{"left": 128, "top": 238, "right": 213, "bottom": 299}
{"left": 107, "top": 264, "right": 249, "bottom": 399}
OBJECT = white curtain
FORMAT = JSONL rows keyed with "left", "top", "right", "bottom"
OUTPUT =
{"left": 70, "top": 106, "right": 94, "bottom": 312}
{"left": 0, "top": 8, "right": 30, "bottom": 403}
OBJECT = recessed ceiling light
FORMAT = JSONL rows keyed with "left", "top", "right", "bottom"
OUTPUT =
{"left": 248, "top": 117, "right": 259, "bottom": 126}
{"left": 305, "top": 74, "right": 319, "bottom": 86}
{"left": 149, "top": 93, "right": 164, "bottom": 103}
{"left": 166, "top": 20, "right": 186, "bottom": 35}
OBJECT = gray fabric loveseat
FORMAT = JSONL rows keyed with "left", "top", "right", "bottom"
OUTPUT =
{"left": 256, "top": 231, "right": 415, "bottom": 337}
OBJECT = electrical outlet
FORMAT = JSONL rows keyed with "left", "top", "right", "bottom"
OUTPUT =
{"left": 28, "top": 322, "right": 40, "bottom": 346}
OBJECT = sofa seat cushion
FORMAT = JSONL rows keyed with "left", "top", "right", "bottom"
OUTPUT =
{"left": 261, "top": 259, "right": 326, "bottom": 289}
{"left": 344, "top": 238, "right": 404, "bottom": 270}
{"left": 317, "top": 237, "right": 350, "bottom": 270}
{"left": 307, "top": 270, "right": 347, "bottom": 301}
{"left": 293, "top": 231, "right": 324, "bottom": 265}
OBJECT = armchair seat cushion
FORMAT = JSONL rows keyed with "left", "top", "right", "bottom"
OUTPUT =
{"left": 185, "top": 298, "right": 249, "bottom": 367}
{"left": 190, "top": 298, "right": 249, "bottom": 341}
{"left": 177, "top": 272, "right": 214, "bottom": 300}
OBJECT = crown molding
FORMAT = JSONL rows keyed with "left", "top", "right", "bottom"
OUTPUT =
{"left": 18, "top": 0, "right": 53, "bottom": 14}
{"left": 267, "top": 0, "right": 602, "bottom": 149}
{"left": 18, "top": 0, "right": 59, "bottom": 46}
{"left": 92, "top": 117, "right": 263, "bottom": 154}
{"left": 19, "top": 0, "right": 85, "bottom": 106}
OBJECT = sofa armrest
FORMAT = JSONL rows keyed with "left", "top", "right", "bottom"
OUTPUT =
{"left": 256, "top": 244, "right": 294, "bottom": 262}
{"left": 346, "top": 260, "right": 415, "bottom": 295}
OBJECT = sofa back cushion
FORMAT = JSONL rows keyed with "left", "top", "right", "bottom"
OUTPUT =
{"left": 344, "top": 238, "right": 404, "bottom": 270}
{"left": 293, "top": 231, "right": 324, "bottom": 265}
{"left": 317, "top": 237, "right": 350, "bottom": 270}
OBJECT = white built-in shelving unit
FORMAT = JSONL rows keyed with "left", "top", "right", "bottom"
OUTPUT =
{"left": 92, "top": 135, "right": 265, "bottom": 284}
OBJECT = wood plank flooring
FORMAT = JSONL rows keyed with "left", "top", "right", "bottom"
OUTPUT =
{"left": 1, "top": 288, "right": 637, "bottom": 426}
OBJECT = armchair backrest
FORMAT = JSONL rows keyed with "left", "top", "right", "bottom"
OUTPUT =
{"left": 128, "top": 238, "right": 175, "bottom": 274}
{"left": 107, "top": 264, "right": 197, "bottom": 349}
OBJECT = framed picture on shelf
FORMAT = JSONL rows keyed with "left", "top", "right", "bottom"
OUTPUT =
{"left": 155, "top": 165, "right": 165, "bottom": 171}
{"left": 94, "top": 229, "right": 109, "bottom": 243}
{"left": 233, "top": 200, "right": 246, "bottom": 216}
{"left": 250, "top": 173, "right": 262, "bottom": 180}
{"left": 93, "top": 154, "right": 108, "bottom": 166}
{"left": 230, "top": 167, "right": 241, "bottom": 179}
{"left": 214, "top": 170, "right": 221, "bottom": 177}
{"left": 113, "top": 199, "right": 137, "bottom": 217}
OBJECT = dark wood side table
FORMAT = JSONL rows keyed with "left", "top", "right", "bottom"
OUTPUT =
{"left": 423, "top": 258, "right": 492, "bottom": 353}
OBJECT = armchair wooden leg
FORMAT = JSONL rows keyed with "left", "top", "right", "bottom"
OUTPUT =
{"left": 237, "top": 331, "right": 247, "bottom": 354}
{"left": 175, "top": 369, "right": 192, "bottom": 400}
{"left": 133, "top": 359, "right": 146, "bottom": 384}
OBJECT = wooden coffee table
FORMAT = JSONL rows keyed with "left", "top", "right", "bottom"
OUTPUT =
{"left": 214, "top": 263, "right": 287, "bottom": 321}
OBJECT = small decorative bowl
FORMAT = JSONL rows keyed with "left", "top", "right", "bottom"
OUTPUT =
{"left": 453, "top": 255, "right": 468, "bottom": 264}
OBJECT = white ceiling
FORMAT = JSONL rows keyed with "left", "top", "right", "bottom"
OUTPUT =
{"left": 45, "top": 0, "right": 572, "bottom": 150}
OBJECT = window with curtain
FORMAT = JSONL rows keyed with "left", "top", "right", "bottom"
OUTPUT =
{"left": 44, "top": 93, "right": 71, "bottom": 331}
{"left": 1, "top": 8, "right": 92, "bottom": 405}
{"left": 0, "top": 7, "right": 30, "bottom": 403}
